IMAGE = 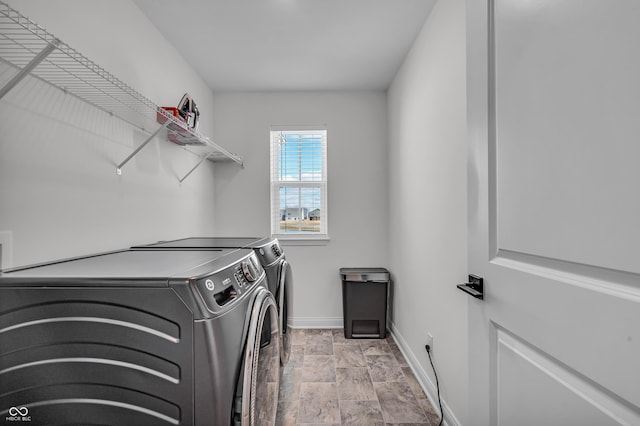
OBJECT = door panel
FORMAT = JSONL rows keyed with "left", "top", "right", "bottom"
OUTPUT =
{"left": 467, "top": 1, "right": 640, "bottom": 424}
{"left": 495, "top": 327, "right": 633, "bottom": 426}
{"left": 494, "top": 0, "right": 640, "bottom": 274}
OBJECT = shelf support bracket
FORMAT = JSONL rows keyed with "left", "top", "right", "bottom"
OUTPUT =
{"left": 178, "top": 152, "right": 213, "bottom": 184}
{"left": 0, "top": 38, "right": 60, "bottom": 100}
{"left": 116, "top": 120, "right": 170, "bottom": 175}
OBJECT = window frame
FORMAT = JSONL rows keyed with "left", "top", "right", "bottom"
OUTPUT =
{"left": 270, "top": 126, "right": 329, "bottom": 243}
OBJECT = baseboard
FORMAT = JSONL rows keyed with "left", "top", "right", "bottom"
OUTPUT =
{"left": 289, "top": 316, "right": 343, "bottom": 329}
{"left": 389, "top": 321, "right": 461, "bottom": 426}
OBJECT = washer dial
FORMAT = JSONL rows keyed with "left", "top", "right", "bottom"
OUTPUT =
{"left": 242, "top": 260, "right": 259, "bottom": 282}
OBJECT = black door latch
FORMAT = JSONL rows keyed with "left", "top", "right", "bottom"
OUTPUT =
{"left": 457, "top": 274, "right": 484, "bottom": 299}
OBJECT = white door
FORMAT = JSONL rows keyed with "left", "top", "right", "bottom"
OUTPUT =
{"left": 466, "top": 1, "right": 640, "bottom": 425}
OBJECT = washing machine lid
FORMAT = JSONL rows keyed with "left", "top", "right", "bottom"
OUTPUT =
{"left": 131, "top": 237, "right": 263, "bottom": 249}
{"left": 0, "top": 248, "right": 245, "bottom": 286}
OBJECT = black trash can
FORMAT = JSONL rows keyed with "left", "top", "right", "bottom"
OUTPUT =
{"left": 340, "top": 267, "right": 390, "bottom": 339}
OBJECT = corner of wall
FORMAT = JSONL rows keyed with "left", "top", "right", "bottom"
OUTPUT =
{"left": 386, "top": 0, "right": 468, "bottom": 424}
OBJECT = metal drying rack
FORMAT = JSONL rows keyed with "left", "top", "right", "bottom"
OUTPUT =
{"left": 0, "top": 1, "right": 243, "bottom": 183}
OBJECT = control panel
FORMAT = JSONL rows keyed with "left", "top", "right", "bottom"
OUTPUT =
{"left": 195, "top": 253, "right": 264, "bottom": 314}
{"left": 256, "top": 240, "right": 283, "bottom": 267}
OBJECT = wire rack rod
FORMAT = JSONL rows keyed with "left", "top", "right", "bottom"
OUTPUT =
{"left": 0, "top": 1, "right": 243, "bottom": 174}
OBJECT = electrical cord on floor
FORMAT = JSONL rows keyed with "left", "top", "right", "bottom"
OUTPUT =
{"left": 425, "top": 345, "right": 444, "bottom": 426}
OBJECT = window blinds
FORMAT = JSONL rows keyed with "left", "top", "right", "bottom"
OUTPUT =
{"left": 270, "top": 128, "right": 328, "bottom": 236}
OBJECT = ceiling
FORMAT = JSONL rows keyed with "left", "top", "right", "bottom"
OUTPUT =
{"left": 132, "top": 0, "right": 436, "bottom": 92}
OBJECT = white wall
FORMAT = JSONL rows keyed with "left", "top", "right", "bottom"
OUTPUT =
{"left": 211, "top": 91, "right": 389, "bottom": 325}
{"left": 2, "top": 2, "right": 470, "bottom": 422}
{"left": 0, "top": 0, "right": 220, "bottom": 267}
{"left": 387, "top": 0, "right": 468, "bottom": 424}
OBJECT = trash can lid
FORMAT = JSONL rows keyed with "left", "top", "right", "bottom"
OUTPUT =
{"left": 340, "top": 267, "right": 389, "bottom": 282}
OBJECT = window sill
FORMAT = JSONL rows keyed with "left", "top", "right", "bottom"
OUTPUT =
{"left": 273, "top": 235, "right": 331, "bottom": 246}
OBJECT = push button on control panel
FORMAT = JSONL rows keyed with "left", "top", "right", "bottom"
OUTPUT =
{"left": 234, "top": 271, "right": 244, "bottom": 287}
{"left": 205, "top": 279, "right": 215, "bottom": 291}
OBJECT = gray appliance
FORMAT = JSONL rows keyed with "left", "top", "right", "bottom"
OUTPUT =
{"left": 0, "top": 249, "right": 280, "bottom": 425}
{"left": 132, "top": 237, "right": 292, "bottom": 365}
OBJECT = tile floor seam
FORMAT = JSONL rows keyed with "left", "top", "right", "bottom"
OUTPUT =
{"left": 332, "top": 332, "right": 343, "bottom": 424}
{"left": 362, "top": 342, "right": 385, "bottom": 424}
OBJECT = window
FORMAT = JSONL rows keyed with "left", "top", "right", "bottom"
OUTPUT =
{"left": 270, "top": 127, "right": 328, "bottom": 240}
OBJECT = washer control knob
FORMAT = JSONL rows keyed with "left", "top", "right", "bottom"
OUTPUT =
{"left": 242, "top": 260, "right": 258, "bottom": 282}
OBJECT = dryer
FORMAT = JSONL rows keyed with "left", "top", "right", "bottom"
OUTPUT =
{"left": 132, "top": 237, "right": 292, "bottom": 365}
{"left": 0, "top": 249, "right": 280, "bottom": 426}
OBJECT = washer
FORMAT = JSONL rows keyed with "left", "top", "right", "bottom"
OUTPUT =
{"left": 132, "top": 237, "right": 292, "bottom": 365}
{"left": 0, "top": 249, "right": 280, "bottom": 425}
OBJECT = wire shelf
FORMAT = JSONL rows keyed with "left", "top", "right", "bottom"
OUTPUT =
{"left": 0, "top": 1, "right": 243, "bottom": 177}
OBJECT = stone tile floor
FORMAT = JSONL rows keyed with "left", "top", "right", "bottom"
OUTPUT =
{"left": 275, "top": 328, "right": 441, "bottom": 425}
